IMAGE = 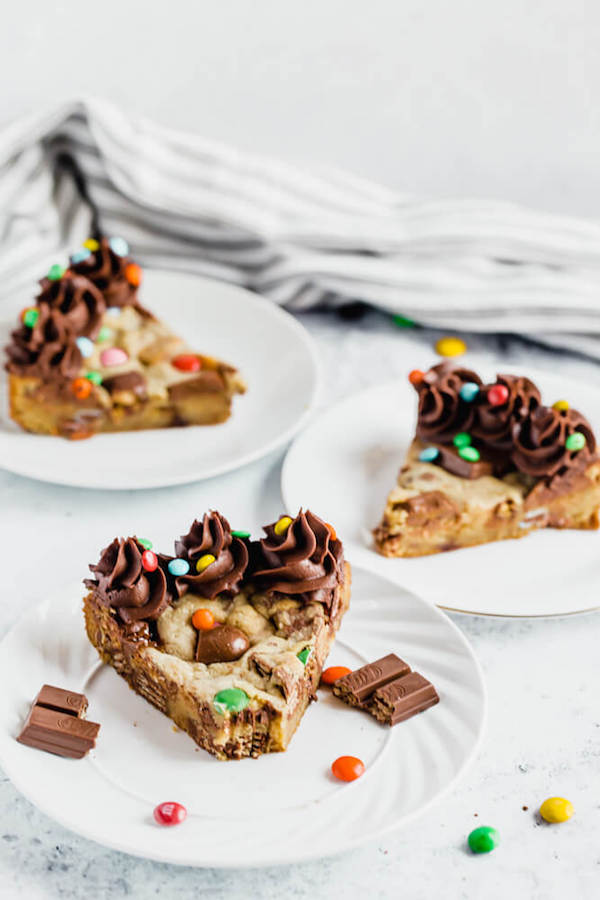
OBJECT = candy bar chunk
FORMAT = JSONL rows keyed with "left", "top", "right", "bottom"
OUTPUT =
{"left": 367, "top": 671, "right": 439, "bottom": 725}
{"left": 332, "top": 653, "right": 411, "bottom": 706}
{"left": 17, "top": 686, "right": 100, "bottom": 759}
{"left": 33, "top": 684, "right": 88, "bottom": 718}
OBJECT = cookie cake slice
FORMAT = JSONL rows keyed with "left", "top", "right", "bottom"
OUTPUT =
{"left": 374, "top": 362, "right": 600, "bottom": 557}
{"left": 5, "top": 236, "right": 245, "bottom": 439}
{"left": 83, "top": 510, "right": 351, "bottom": 760}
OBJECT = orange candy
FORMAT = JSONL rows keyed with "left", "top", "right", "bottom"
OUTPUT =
{"left": 326, "top": 523, "right": 337, "bottom": 541}
{"left": 67, "top": 430, "right": 93, "bottom": 441}
{"left": 321, "top": 666, "right": 352, "bottom": 685}
{"left": 125, "top": 263, "right": 142, "bottom": 287}
{"left": 71, "top": 377, "right": 92, "bottom": 399}
{"left": 331, "top": 756, "right": 365, "bottom": 782}
{"left": 192, "top": 608, "right": 215, "bottom": 631}
{"left": 408, "top": 369, "right": 425, "bottom": 387}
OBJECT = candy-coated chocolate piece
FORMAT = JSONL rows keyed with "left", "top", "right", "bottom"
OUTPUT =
{"left": 274, "top": 516, "right": 293, "bottom": 536}
{"left": 487, "top": 383, "right": 510, "bottom": 407}
{"left": 141, "top": 550, "right": 158, "bottom": 572}
{"left": 71, "top": 377, "right": 92, "bottom": 400}
{"left": 459, "top": 382, "right": 480, "bottom": 403}
{"left": 168, "top": 558, "right": 190, "bottom": 576}
{"left": 331, "top": 756, "right": 365, "bottom": 782}
{"left": 153, "top": 801, "right": 187, "bottom": 826}
{"left": 68, "top": 430, "right": 94, "bottom": 441}
{"left": 393, "top": 314, "right": 415, "bottom": 328}
{"left": 100, "top": 347, "right": 129, "bottom": 367}
{"left": 22, "top": 307, "right": 39, "bottom": 328}
{"left": 326, "top": 522, "right": 337, "bottom": 541}
{"left": 171, "top": 354, "right": 201, "bottom": 373}
{"left": 539, "top": 797, "right": 574, "bottom": 823}
{"left": 297, "top": 647, "right": 311, "bottom": 666}
{"left": 231, "top": 530, "right": 250, "bottom": 540}
{"left": 191, "top": 608, "right": 215, "bottom": 631}
{"left": 47, "top": 264, "right": 65, "bottom": 281}
{"left": 125, "top": 262, "right": 142, "bottom": 286}
{"left": 553, "top": 399, "right": 569, "bottom": 411}
{"left": 71, "top": 248, "right": 91, "bottom": 264}
{"left": 76, "top": 336, "right": 94, "bottom": 358}
{"left": 196, "top": 625, "right": 249, "bottom": 664}
{"left": 321, "top": 666, "right": 352, "bottom": 685}
{"left": 85, "top": 371, "right": 103, "bottom": 385}
{"left": 195, "top": 553, "right": 216, "bottom": 574}
{"left": 213, "top": 687, "right": 249, "bottom": 714}
{"left": 137, "top": 538, "right": 153, "bottom": 550}
{"left": 565, "top": 432, "right": 586, "bottom": 452}
{"left": 419, "top": 446, "right": 440, "bottom": 463}
{"left": 453, "top": 432, "right": 471, "bottom": 448}
{"left": 106, "top": 306, "right": 121, "bottom": 317}
{"left": 97, "top": 326, "right": 112, "bottom": 343}
{"left": 408, "top": 369, "right": 425, "bottom": 387}
{"left": 468, "top": 825, "right": 500, "bottom": 853}
{"left": 83, "top": 238, "right": 100, "bottom": 252}
{"left": 435, "top": 336, "right": 466, "bottom": 357}
{"left": 109, "top": 236, "right": 129, "bottom": 257}
{"left": 459, "top": 446, "right": 480, "bottom": 462}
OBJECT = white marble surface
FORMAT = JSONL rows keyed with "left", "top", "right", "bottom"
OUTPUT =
{"left": 1, "top": 309, "right": 599, "bottom": 899}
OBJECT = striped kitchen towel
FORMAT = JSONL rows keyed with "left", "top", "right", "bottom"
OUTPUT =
{"left": 2, "top": 97, "right": 600, "bottom": 359}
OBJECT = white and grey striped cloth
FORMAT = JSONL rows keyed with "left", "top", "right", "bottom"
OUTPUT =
{"left": 2, "top": 98, "right": 600, "bottom": 358}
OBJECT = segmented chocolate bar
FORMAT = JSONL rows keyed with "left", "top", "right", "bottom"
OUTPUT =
{"left": 17, "top": 685, "right": 100, "bottom": 759}
{"left": 332, "top": 653, "right": 411, "bottom": 706}
{"left": 367, "top": 671, "right": 439, "bottom": 725}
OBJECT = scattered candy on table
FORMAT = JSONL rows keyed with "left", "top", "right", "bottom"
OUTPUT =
{"left": 468, "top": 825, "right": 500, "bottom": 853}
{"left": 141, "top": 550, "right": 158, "bottom": 572}
{"left": 453, "top": 432, "right": 471, "bottom": 448}
{"left": 459, "top": 382, "right": 480, "bottom": 403}
{"left": 47, "top": 264, "right": 65, "bottom": 281}
{"left": 83, "top": 238, "right": 100, "bottom": 252}
{"left": 539, "top": 796, "right": 574, "bottom": 823}
{"left": 331, "top": 756, "right": 365, "bottom": 782}
{"left": 565, "top": 432, "right": 586, "bottom": 451}
{"left": 168, "top": 558, "right": 190, "bottom": 576}
{"left": 419, "top": 446, "right": 440, "bottom": 463}
{"left": 274, "top": 516, "right": 293, "bottom": 536}
{"left": 459, "top": 446, "right": 480, "bottom": 462}
{"left": 76, "top": 336, "right": 94, "bottom": 358}
{"left": 85, "top": 371, "right": 103, "bottom": 385}
{"left": 231, "top": 530, "right": 250, "bottom": 540}
{"left": 100, "top": 347, "right": 129, "bottom": 367}
{"left": 435, "top": 336, "right": 466, "bottom": 358}
{"left": 393, "top": 314, "right": 416, "bottom": 328}
{"left": 321, "top": 666, "right": 352, "bottom": 685}
{"left": 153, "top": 801, "right": 187, "bottom": 827}
{"left": 109, "top": 236, "right": 129, "bottom": 257}
{"left": 137, "top": 538, "right": 153, "bottom": 550}
{"left": 125, "top": 262, "right": 142, "bottom": 286}
{"left": 408, "top": 369, "right": 425, "bottom": 386}
{"left": 195, "top": 553, "right": 215, "bottom": 574}
{"left": 553, "top": 399, "right": 569, "bottom": 411}
{"left": 297, "top": 648, "right": 311, "bottom": 666}
{"left": 171, "top": 354, "right": 201, "bottom": 373}
{"left": 487, "top": 383, "right": 509, "bottom": 407}
{"left": 71, "top": 247, "right": 91, "bottom": 264}
{"left": 191, "top": 608, "right": 215, "bottom": 631}
{"left": 70, "top": 377, "right": 92, "bottom": 400}
{"left": 213, "top": 688, "right": 249, "bottom": 714}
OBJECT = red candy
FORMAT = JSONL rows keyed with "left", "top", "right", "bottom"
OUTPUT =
{"left": 153, "top": 801, "right": 187, "bottom": 826}
{"left": 141, "top": 550, "right": 158, "bottom": 572}
{"left": 321, "top": 666, "right": 352, "bottom": 685}
{"left": 408, "top": 369, "right": 425, "bottom": 387}
{"left": 331, "top": 756, "right": 365, "bottom": 782}
{"left": 172, "top": 354, "right": 201, "bottom": 373}
{"left": 488, "top": 384, "right": 509, "bottom": 407}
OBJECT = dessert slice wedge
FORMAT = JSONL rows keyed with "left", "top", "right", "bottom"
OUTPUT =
{"left": 83, "top": 510, "right": 350, "bottom": 760}
{"left": 5, "top": 237, "right": 245, "bottom": 439}
{"left": 374, "top": 363, "right": 600, "bottom": 558}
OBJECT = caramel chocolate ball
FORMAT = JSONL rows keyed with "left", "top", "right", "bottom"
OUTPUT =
{"left": 195, "top": 625, "right": 249, "bottom": 664}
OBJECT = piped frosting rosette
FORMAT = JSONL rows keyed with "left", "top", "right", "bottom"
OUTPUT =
{"left": 36, "top": 272, "right": 105, "bottom": 339}
{"left": 70, "top": 236, "right": 141, "bottom": 309}
{"left": 471, "top": 374, "right": 541, "bottom": 451}
{"left": 5, "top": 305, "right": 82, "bottom": 381}
{"left": 173, "top": 511, "right": 249, "bottom": 599}
{"left": 512, "top": 406, "right": 596, "bottom": 479}
{"left": 415, "top": 362, "right": 482, "bottom": 444}
{"left": 86, "top": 537, "right": 171, "bottom": 623}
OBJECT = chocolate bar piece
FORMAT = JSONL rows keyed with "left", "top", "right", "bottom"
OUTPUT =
{"left": 17, "top": 685, "right": 100, "bottom": 759}
{"left": 367, "top": 671, "right": 439, "bottom": 725}
{"left": 332, "top": 653, "right": 411, "bottom": 706}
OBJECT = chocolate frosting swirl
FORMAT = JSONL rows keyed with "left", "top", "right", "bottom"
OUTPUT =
{"left": 86, "top": 537, "right": 171, "bottom": 623}
{"left": 512, "top": 406, "right": 596, "bottom": 478}
{"left": 252, "top": 509, "right": 344, "bottom": 608}
{"left": 70, "top": 237, "right": 139, "bottom": 309}
{"left": 415, "top": 362, "right": 483, "bottom": 444}
{"left": 36, "top": 273, "right": 105, "bottom": 339}
{"left": 174, "top": 512, "right": 248, "bottom": 599}
{"left": 471, "top": 374, "right": 541, "bottom": 451}
{"left": 5, "top": 305, "right": 82, "bottom": 380}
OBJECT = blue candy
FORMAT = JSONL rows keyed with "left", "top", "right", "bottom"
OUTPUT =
{"left": 76, "top": 336, "right": 94, "bottom": 358}
{"left": 109, "top": 236, "right": 129, "bottom": 257}
{"left": 71, "top": 248, "right": 92, "bottom": 264}
{"left": 419, "top": 446, "right": 440, "bottom": 463}
{"left": 459, "top": 382, "right": 480, "bottom": 403}
{"left": 106, "top": 306, "right": 122, "bottom": 317}
{"left": 168, "top": 558, "right": 190, "bottom": 577}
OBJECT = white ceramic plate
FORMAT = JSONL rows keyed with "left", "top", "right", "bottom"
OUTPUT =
{"left": 0, "top": 271, "right": 318, "bottom": 489}
{"left": 282, "top": 365, "right": 600, "bottom": 618}
{"left": 0, "top": 569, "right": 485, "bottom": 867}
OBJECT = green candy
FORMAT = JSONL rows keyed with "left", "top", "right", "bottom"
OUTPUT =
{"left": 468, "top": 825, "right": 500, "bottom": 854}
{"left": 565, "top": 432, "right": 586, "bottom": 452}
{"left": 297, "top": 647, "right": 311, "bottom": 666}
{"left": 458, "top": 446, "right": 480, "bottom": 463}
{"left": 47, "top": 264, "right": 65, "bottom": 281}
{"left": 213, "top": 688, "right": 249, "bottom": 715}
{"left": 23, "top": 308, "right": 39, "bottom": 328}
{"left": 453, "top": 432, "right": 472, "bottom": 449}
{"left": 97, "top": 326, "right": 112, "bottom": 343}
{"left": 85, "top": 371, "right": 103, "bottom": 386}
{"left": 231, "top": 530, "right": 251, "bottom": 540}
{"left": 137, "top": 538, "right": 153, "bottom": 550}
{"left": 392, "top": 314, "right": 416, "bottom": 329}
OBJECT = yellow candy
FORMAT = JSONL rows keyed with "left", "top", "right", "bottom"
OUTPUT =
{"left": 83, "top": 238, "right": 100, "bottom": 252}
{"left": 435, "top": 336, "right": 467, "bottom": 358}
{"left": 274, "top": 515, "right": 293, "bottom": 536}
{"left": 553, "top": 400, "right": 570, "bottom": 411}
{"left": 195, "top": 553, "right": 216, "bottom": 573}
{"left": 539, "top": 797, "right": 574, "bottom": 823}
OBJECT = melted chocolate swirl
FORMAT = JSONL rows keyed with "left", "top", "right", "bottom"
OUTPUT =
{"left": 415, "top": 362, "right": 482, "bottom": 444}
{"left": 86, "top": 537, "right": 171, "bottom": 623}
{"left": 174, "top": 512, "right": 248, "bottom": 599}
{"left": 512, "top": 406, "right": 596, "bottom": 478}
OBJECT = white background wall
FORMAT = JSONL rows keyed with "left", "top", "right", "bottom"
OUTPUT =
{"left": 2, "top": 0, "right": 598, "bottom": 218}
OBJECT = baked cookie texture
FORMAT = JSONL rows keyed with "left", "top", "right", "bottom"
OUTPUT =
{"left": 374, "top": 363, "right": 600, "bottom": 557}
{"left": 5, "top": 237, "right": 245, "bottom": 439}
{"left": 83, "top": 510, "right": 350, "bottom": 760}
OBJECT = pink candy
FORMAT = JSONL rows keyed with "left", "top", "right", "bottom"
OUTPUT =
{"left": 100, "top": 347, "right": 129, "bottom": 367}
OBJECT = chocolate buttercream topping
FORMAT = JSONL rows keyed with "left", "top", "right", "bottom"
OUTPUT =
{"left": 36, "top": 274, "right": 105, "bottom": 339}
{"left": 252, "top": 509, "right": 344, "bottom": 609}
{"left": 5, "top": 305, "right": 82, "bottom": 380}
{"left": 70, "top": 237, "right": 139, "bottom": 309}
{"left": 512, "top": 406, "right": 596, "bottom": 479}
{"left": 86, "top": 537, "right": 171, "bottom": 623}
{"left": 174, "top": 512, "right": 248, "bottom": 599}
{"left": 415, "top": 362, "right": 482, "bottom": 444}
{"left": 471, "top": 374, "right": 541, "bottom": 451}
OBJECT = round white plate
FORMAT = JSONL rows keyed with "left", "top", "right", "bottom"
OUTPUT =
{"left": 282, "top": 365, "right": 600, "bottom": 618}
{"left": 0, "top": 569, "right": 485, "bottom": 867}
{"left": 0, "top": 271, "right": 319, "bottom": 489}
